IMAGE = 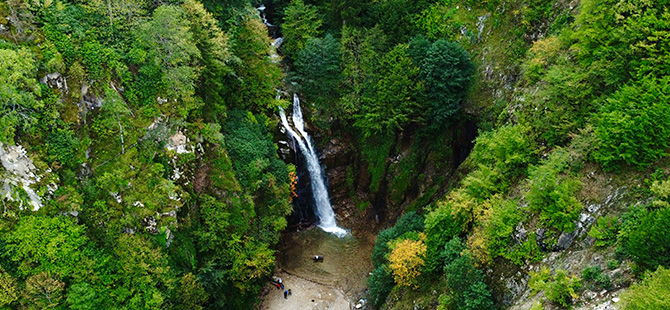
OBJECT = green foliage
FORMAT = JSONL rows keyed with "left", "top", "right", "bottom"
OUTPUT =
{"left": 650, "top": 178, "right": 670, "bottom": 209}
{"left": 424, "top": 195, "right": 469, "bottom": 274}
{"left": 469, "top": 124, "right": 534, "bottom": 177}
{"left": 419, "top": 39, "right": 474, "bottom": 130}
{"left": 281, "top": 0, "right": 322, "bottom": 60}
{"left": 359, "top": 132, "right": 394, "bottom": 194}
{"left": 592, "top": 75, "right": 670, "bottom": 171}
{"left": 529, "top": 268, "right": 581, "bottom": 307}
{"left": 371, "top": 0, "right": 430, "bottom": 44}
{"left": 23, "top": 272, "right": 66, "bottom": 309}
{"left": 438, "top": 237, "right": 494, "bottom": 310}
{"left": 0, "top": 266, "right": 18, "bottom": 307}
{"left": 622, "top": 207, "right": 670, "bottom": 272}
{"left": 182, "top": 0, "right": 233, "bottom": 117}
{"left": 620, "top": 266, "right": 670, "bottom": 310}
{"left": 582, "top": 265, "right": 612, "bottom": 290}
{"left": 113, "top": 234, "right": 174, "bottom": 309}
{"left": 588, "top": 215, "right": 620, "bottom": 247}
{"left": 223, "top": 110, "right": 289, "bottom": 192}
{"left": 0, "top": 47, "right": 42, "bottom": 144}
{"left": 46, "top": 125, "right": 82, "bottom": 168}
{"left": 372, "top": 211, "right": 424, "bottom": 268}
{"left": 174, "top": 273, "right": 209, "bottom": 310}
{"left": 464, "top": 124, "right": 534, "bottom": 201}
{"left": 294, "top": 34, "right": 343, "bottom": 113}
{"left": 367, "top": 265, "right": 394, "bottom": 309}
{"left": 607, "top": 259, "right": 620, "bottom": 270}
{"left": 135, "top": 5, "right": 201, "bottom": 117}
{"left": 414, "top": 2, "right": 462, "bottom": 40}
{"left": 339, "top": 25, "right": 387, "bottom": 119}
{"left": 526, "top": 150, "right": 582, "bottom": 231}
{"left": 355, "top": 43, "right": 424, "bottom": 136}
{"left": 226, "top": 14, "right": 282, "bottom": 113}
{"left": 3, "top": 215, "right": 89, "bottom": 277}
{"left": 469, "top": 196, "right": 541, "bottom": 266}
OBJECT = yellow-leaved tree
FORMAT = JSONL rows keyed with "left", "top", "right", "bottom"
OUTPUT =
{"left": 388, "top": 233, "right": 427, "bottom": 289}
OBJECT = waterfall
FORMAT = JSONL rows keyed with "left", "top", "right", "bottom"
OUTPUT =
{"left": 280, "top": 96, "right": 348, "bottom": 237}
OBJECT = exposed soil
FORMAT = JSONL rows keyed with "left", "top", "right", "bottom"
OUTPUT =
{"left": 257, "top": 272, "right": 350, "bottom": 310}
{"left": 258, "top": 228, "right": 376, "bottom": 310}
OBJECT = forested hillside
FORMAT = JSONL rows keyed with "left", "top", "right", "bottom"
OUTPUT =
{"left": 0, "top": 0, "right": 293, "bottom": 308}
{"left": 1, "top": 0, "right": 669, "bottom": 309}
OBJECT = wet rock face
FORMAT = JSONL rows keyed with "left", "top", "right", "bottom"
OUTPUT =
{"left": 319, "top": 138, "right": 352, "bottom": 168}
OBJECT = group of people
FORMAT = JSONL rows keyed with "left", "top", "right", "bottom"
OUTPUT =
{"left": 272, "top": 277, "right": 292, "bottom": 299}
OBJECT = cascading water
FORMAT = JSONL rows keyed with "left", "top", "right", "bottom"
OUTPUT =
{"left": 279, "top": 96, "right": 348, "bottom": 237}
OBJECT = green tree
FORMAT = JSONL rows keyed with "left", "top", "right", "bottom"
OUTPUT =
{"left": 529, "top": 268, "right": 581, "bottom": 307}
{"left": 424, "top": 196, "right": 469, "bottom": 274}
{"left": 294, "top": 34, "right": 342, "bottom": 114}
{"left": 355, "top": 43, "right": 424, "bottom": 137}
{"left": 84, "top": 0, "right": 149, "bottom": 31}
{"left": 339, "top": 25, "right": 387, "bottom": 119}
{"left": 419, "top": 40, "right": 474, "bottom": 130}
{"left": 526, "top": 157, "right": 582, "bottom": 232}
{"left": 3, "top": 215, "right": 88, "bottom": 277}
{"left": 135, "top": 5, "right": 201, "bottom": 117}
{"left": 438, "top": 237, "right": 494, "bottom": 310}
{"left": 0, "top": 267, "right": 18, "bottom": 307}
{"left": 226, "top": 15, "right": 282, "bottom": 113}
{"left": 371, "top": 0, "right": 430, "bottom": 44}
{"left": 367, "top": 265, "right": 394, "bottom": 309}
{"left": 182, "top": 0, "right": 233, "bottom": 120}
{"left": 281, "top": 0, "right": 322, "bottom": 60}
{"left": 22, "top": 272, "right": 65, "bottom": 309}
{"left": 112, "top": 234, "right": 175, "bottom": 310}
{"left": 174, "top": 273, "right": 209, "bottom": 310}
{"left": 0, "top": 48, "right": 42, "bottom": 144}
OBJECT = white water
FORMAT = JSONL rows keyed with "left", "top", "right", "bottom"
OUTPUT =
{"left": 279, "top": 96, "right": 348, "bottom": 237}
{"left": 270, "top": 37, "right": 283, "bottom": 63}
{"left": 257, "top": 4, "right": 273, "bottom": 27}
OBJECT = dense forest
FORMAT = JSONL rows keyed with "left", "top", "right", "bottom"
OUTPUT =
{"left": 0, "top": 0, "right": 669, "bottom": 309}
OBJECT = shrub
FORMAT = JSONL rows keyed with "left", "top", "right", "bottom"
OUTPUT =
{"left": 592, "top": 75, "right": 670, "bottom": 171}
{"left": 469, "top": 124, "right": 534, "bottom": 175}
{"left": 582, "top": 265, "right": 612, "bottom": 290}
{"left": 607, "top": 259, "right": 620, "bottom": 270}
{"left": 530, "top": 268, "right": 581, "bottom": 307}
{"left": 424, "top": 193, "right": 470, "bottom": 274}
{"left": 469, "top": 196, "right": 542, "bottom": 266}
{"left": 526, "top": 151, "right": 582, "bottom": 231}
{"left": 620, "top": 266, "right": 670, "bottom": 310}
{"left": 623, "top": 207, "right": 670, "bottom": 272}
{"left": 588, "top": 215, "right": 620, "bottom": 247}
